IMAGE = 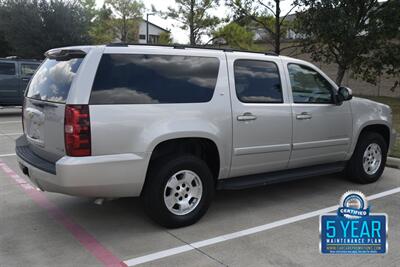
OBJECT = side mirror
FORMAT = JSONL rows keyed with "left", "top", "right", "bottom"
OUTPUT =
{"left": 336, "top": 86, "right": 353, "bottom": 104}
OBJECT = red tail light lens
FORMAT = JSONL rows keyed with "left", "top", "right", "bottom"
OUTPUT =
{"left": 64, "top": 105, "right": 91, "bottom": 157}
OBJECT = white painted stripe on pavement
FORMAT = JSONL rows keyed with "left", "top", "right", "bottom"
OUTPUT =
{"left": 124, "top": 186, "right": 400, "bottom": 266}
{"left": 0, "top": 133, "right": 22, "bottom": 136}
{"left": 0, "top": 121, "right": 20, "bottom": 124}
{"left": 0, "top": 153, "right": 16, "bottom": 157}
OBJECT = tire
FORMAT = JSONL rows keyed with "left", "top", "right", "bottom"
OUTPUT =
{"left": 141, "top": 154, "right": 215, "bottom": 228}
{"left": 347, "top": 132, "right": 387, "bottom": 184}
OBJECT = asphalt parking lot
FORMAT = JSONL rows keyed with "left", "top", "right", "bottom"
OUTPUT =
{"left": 1, "top": 108, "right": 399, "bottom": 267}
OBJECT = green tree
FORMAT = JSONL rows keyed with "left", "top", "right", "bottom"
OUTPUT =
{"left": 89, "top": 5, "right": 116, "bottom": 44}
{"left": 0, "top": 0, "right": 43, "bottom": 58}
{"left": 105, "top": 0, "right": 144, "bottom": 43}
{"left": 295, "top": 0, "right": 400, "bottom": 86}
{"left": 159, "top": 31, "right": 173, "bottom": 45}
{"left": 40, "top": 0, "right": 91, "bottom": 47}
{"left": 79, "top": 0, "right": 97, "bottom": 22}
{"left": 0, "top": 0, "right": 91, "bottom": 58}
{"left": 351, "top": 0, "right": 400, "bottom": 90}
{"left": 212, "top": 22, "right": 254, "bottom": 50}
{"left": 228, "top": 0, "right": 299, "bottom": 54}
{"left": 0, "top": 30, "right": 12, "bottom": 57}
{"left": 157, "top": 0, "right": 220, "bottom": 45}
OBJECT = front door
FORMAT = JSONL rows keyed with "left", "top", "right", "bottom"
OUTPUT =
{"left": 227, "top": 55, "right": 292, "bottom": 177}
{"left": 286, "top": 63, "right": 352, "bottom": 169}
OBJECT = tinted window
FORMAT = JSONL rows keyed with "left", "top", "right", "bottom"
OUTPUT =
{"left": 90, "top": 54, "right": 219, "bottom": 104}
{"left": 26, "top": 58, "right": 83, "bottom": 103}
{"left": 21, "top": 63, "right": 39, "bottom": 76}
{"left": 0, "top": 62, "right": 16, "bottom": 75}
{"left": 288, "top": 64, "right": 333, "bottom": 104}
{"left": 234, "top": 60, "right": 282, "bottom": 103}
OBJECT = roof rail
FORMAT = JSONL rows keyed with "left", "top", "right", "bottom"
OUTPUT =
{"left": 5, "top": 56, "right": 20, "bottom": 59}
{"left": 0, "top": 56, "right": 41, "bottom": 61}
{"left": 106, "top": 42, "right": 128, "bottom": 47}
{"left": 105, "top": 43, "right": 279, "bottom": 56}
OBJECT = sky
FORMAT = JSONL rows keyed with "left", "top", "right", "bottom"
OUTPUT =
{"left": 95, "top": 0, "right": 297, "bottom": 44}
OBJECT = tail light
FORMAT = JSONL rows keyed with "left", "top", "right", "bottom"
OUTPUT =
{"left": 64, "top": 105, "right": 91, "bottom": 157}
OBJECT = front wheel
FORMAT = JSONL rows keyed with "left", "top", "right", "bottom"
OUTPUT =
{"left": 347, "top": 132, "right": 387, "bottom": 184}
{"left": 142, "top": 155, "right": 215, "bottom": 228}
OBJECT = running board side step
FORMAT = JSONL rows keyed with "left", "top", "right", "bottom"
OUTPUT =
{"left": 217, "top": 162, "right": 346, "bottom": 190}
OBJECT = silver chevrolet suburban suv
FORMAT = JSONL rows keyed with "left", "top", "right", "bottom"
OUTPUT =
{"left": 16, "top": 44, "right": 397, "bottom": 227}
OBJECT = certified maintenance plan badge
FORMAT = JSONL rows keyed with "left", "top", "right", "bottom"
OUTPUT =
{"left": 320, "top": 191, "right": 388, "bottom": 254}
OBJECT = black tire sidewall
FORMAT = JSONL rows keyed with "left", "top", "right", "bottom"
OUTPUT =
{"left": 143, "top": 155, "right": 215, "bottom": 228}
{"left": 350, "top": 132, "right": 387, "bottom": 183}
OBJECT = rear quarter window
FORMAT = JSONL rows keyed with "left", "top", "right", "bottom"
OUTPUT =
{"left": 21, "top": 63, "right": 40, "bottom": 76}
{"left": 90, "top": 54, "right": 220, "bottom": 104}
{"left": 0, "top": 62, "right": 16, "bottom": 75}
{"left": 26, "top": 58, "right": 83, "bottom": 103}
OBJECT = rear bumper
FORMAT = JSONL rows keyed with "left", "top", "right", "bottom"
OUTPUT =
{"left": 16, "top": 136, "right": 149, "bottom": 197}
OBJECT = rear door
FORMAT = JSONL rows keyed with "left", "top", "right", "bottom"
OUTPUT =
{"left": 23, "top": 51, "right": 85, "bottom": 162}
{"left": 0, "top": 61, "right": 19, "bottom": 105}
{"left": 227, "top": 54, "right": 293, "bottom": 177}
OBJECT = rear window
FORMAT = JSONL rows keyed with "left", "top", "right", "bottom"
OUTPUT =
{"left": 90, "top": 54, "right": 220, "bottom": 104}
{"left": 234, "top": 60, "right": 283, "bottom": 103}
{"left": 26, "top": 58, "right": 83, "bottom": 103}
{"left": 0, "top": 62, "right": 16, "bottom": 75}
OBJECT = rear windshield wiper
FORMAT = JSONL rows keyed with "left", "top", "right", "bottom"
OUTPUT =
{"left": 30, "top": 100, "right": 58, "bottom": 108}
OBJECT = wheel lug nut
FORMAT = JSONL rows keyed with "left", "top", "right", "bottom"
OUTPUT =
{"left": 182, "top": 184, "right": 185, "bottom": 187}
{"left": 185, "top": 194, "right": 188, "bottom": 198}
{"left": 186, "top": 188, "right": 189, "bottom": 191}
{"left": 176, "top": 186, "right": 180, "bottom": 190}
{"left": 179, "top": 197, "right": 182, "bottom": 201}
{"left": 175, "top": 193, "right": 179, "bottom": 197}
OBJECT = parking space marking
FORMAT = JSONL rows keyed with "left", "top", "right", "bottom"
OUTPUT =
{"left": 0, "top": 153, "right": 16, "bottom": 157}
{"left": 0, "top": 132, "right": 23, "bottom": 136}
{"left": 0, "top": 160, "right": 126, "bottom": 267}
{"left": 0, "top": 120, "right": 20, "bottom": 124}
{"left": 124, "top": 186, "right": 400, "bottom": 266}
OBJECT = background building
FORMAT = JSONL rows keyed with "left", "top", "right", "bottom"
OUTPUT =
{"left": 138, "top": 19, "right": 170, "bottom": 44}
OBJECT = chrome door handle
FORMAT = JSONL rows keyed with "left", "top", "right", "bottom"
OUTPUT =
{"left": 296, "top": 112, "right": 312, "bottom": 120}
{"left": 237, "top": 112, "right": 257, "bottom": 121}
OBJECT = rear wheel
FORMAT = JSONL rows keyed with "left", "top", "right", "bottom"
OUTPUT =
{"left": 142, "top": 155, "right": 215, "bottom": 228}
{"left": 347, "top": 132, "right": 387, "bottom": 184}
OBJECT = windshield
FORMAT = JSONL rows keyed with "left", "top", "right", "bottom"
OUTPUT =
{"left": 26, "top": 58, "right": 83, "bottom": 103}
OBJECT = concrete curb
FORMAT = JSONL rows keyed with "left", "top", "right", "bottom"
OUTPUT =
{"left": 387, "top": 157, "right": 400, "bottom": 169}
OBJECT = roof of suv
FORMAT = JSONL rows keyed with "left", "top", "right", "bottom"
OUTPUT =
{"left": 105, "top": 43, "right": 280, "bottom": 56}
{"left": 47, "top": 44, "right": 281, "bottom": 58}
{"left": 46, "top": 44, "right": 322, "bottom": 74}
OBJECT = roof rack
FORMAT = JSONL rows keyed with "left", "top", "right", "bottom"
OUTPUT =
{"left": 0, "top": 56, "right": 41, "bottom": 61}
{"left": 105, "top": 43, "right": 279, "bottom": 56}
{"left": 5, "top": 56, "right": 20, "bottom": 59}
